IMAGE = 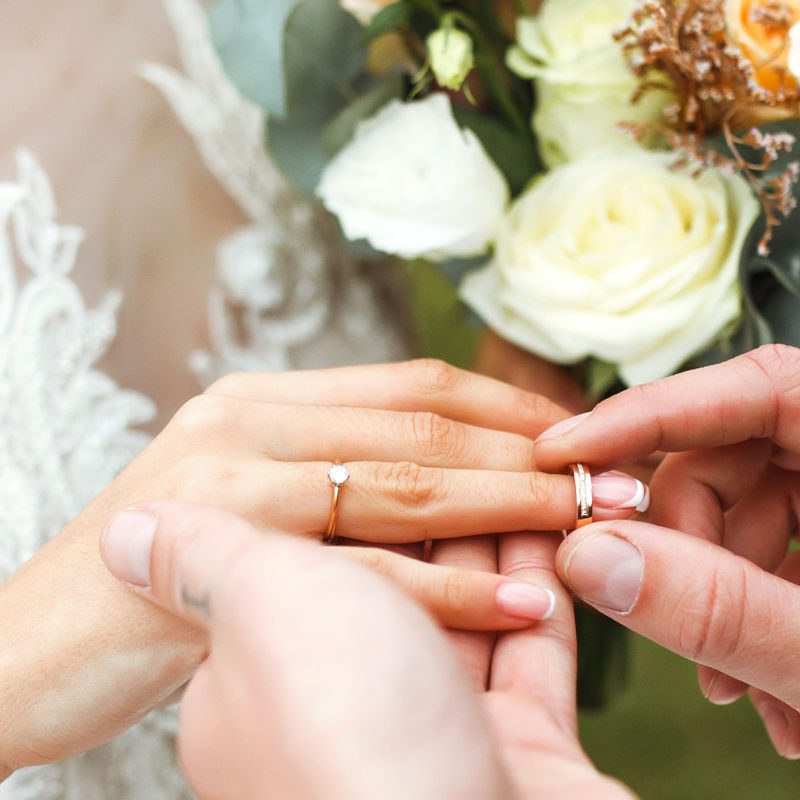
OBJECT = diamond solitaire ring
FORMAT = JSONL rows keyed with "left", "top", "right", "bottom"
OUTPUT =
{"left": 324, "top": 463, "right": 350, "bottom": 544}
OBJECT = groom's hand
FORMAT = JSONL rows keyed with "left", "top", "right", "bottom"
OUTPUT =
{"left": 100, "top": 500, "right": 508, "bottom": 800}
{"left": 535, "top": 344, "right": 800, "bottom": 759}
{"left": 555, "top": 520, "right": 800, "bottom": 759}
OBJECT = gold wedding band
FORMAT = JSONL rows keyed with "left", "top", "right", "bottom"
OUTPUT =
{"left": 568, "top": 463, "right": 593, "bottom": 533}
{"left": 325, "top": 463, "right": 350, "bottom": 544}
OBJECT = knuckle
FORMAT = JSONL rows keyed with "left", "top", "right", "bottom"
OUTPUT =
{"left": 206, "top": 371, "right": 254, "bottom": 397}
{"left": 671, "top": 560, "right": 748, "bottom": 664}
{"left": 410, "top": 358, "right": 461, "bottom": 396}
{"left": 408, "top": 411, "right": 466, "bottom": 462}
{"left": 171, "top": 394, "right": 236, "bottom": 438}
{"left": 353, "top": 547, "right": 389, "bottom": 574}
{"left": 439, "top": 572, "right": 470, "bottom": 612}
{"left": 749, "top": 343, "right": 800, "bottom": 373}
{"left": 375, "top": 460, "right": 440, "bottom": 507}
{"left": 527, "top": 472, "right": 555, "bottom": 510}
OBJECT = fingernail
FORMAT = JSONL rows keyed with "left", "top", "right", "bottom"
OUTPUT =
{"left": 563, "top": 531, "right": 643, "bottom": 613}
{"left": 496, "top": 583, "right": 557, "bottom": 621}
{"left": 536, "top": 412, "right": 591, "bottom": 443}
{"left": 757, "top": 700, "right": 800, "bottom": 760}
{"left": 701, "top": 670, "right": 747, "bottom": 706}
{"left": 100, "top": 509, "right": 158, "bottom": 587}
{"left": 593, "top": 471, "right": 650, "bottom": 513}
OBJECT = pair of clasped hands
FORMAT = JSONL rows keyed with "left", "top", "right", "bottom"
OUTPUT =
{"left": 8, "top": 347, "right": 799, "bottom": 797}
{"left": 95, "top": 345, "right": 800, "bottom": 799}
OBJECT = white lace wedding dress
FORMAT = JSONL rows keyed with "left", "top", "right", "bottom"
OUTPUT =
{"left": 0, "top": 1, "right": 411, "bottom": 797}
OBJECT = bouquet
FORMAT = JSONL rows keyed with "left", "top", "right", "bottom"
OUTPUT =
{"left": 206, "top": 0, "right": 800, "bottom": 702}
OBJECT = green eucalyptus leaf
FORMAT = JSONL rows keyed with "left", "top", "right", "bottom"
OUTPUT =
{"left": 266, "top": 116, "right": 329, "bottom": 194}
{"left": 359, "top": 2, "right": 411, "bottom": 44}
{"left": 452, "top": 106, "right": 541, "bottom": 195}
{"left": 209, "top": 0, "right": 364, "bottom": 122}
{"left": 322, "top": 76, "right": 405, "bottom": 157}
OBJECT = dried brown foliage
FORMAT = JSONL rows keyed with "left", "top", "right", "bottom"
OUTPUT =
{"left": 617, "top": 0, "right": 800, "bottom": 253}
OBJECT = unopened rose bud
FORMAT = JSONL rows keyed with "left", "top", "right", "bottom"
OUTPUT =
{"left": 426, "top": 26, "right": 474, "bottom": 91}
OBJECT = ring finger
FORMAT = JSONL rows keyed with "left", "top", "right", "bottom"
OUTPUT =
{"left": 191, "top": 459, "right": 649, "bottom": 544}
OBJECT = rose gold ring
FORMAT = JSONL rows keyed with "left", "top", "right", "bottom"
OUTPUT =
{"left": 324, "top": 463, "right": 350, "bottom": 545}
{"left": 567, "top": 463, "right": 593, "bottom": 533}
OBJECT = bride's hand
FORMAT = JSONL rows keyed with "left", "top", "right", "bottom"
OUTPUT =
{"left": 535, "top": 344, "right": 800, "bottom": 759}
{"left": 0, "top": 360, "right": 648, "bottom": 775}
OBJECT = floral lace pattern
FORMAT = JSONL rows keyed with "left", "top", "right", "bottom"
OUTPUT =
{"left": 0, "top": 152, "right": 187, "bottom": 799}
{"left": 141, "top": 0, "right": 412, "bottom": 384}
{"left": 0, "top": 150, "right": 154, "bottom": 581}
{"left": 1, "top": 2, "right": 412, "bottom": 797}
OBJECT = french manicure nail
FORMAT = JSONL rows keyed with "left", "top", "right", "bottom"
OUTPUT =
{"left": 757, "top": 700, "right": 800, "bottom": 760}
{"left": 536, "top": 412, "right": 591, "bottom": 443}
{"left": 496, "top": 583, "right": 557, "bottom": 621}
{"left": 593, "top": 471, "right": 650, "bottom": 513}
{"left": 100, "top": 509, "right": 158, "bottom": 587}
{"left": 563, "top": 531, "right": 643, "bottom": 613}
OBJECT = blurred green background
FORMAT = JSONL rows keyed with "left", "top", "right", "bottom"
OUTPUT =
{"left": 409, "top": 262, "right": 799, "bottom": 799}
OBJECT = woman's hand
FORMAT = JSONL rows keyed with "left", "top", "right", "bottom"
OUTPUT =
{"left": 0, "top": 360, "right": 648, "bottom": 774}
{"left": 535, "top": 344, "right": 800, "bottom": 759}
{"left": 100, "top": 500, "right": 634, "bottom": 800}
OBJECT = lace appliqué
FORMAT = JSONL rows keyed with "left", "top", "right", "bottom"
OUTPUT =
{"left": 0, "top": 150, "right": 154, "bottom": 580}
{"left": 0, "top": 152, "right": 187, "bottom": 800}
{"left": 141, "top": 0, "right": 413, "bottom": 384}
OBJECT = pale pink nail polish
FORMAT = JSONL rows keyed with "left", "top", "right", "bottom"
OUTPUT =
{"left": 496, "top": 583, "right": 557, "bottom": 621}
{"left": 101, "top": 509, "right": 158, "bottom": 587}
{"left": 593, "top": 471, "right": 650, "bottom": 512}
{"left": 536, "top": 412, "right": 591, "bottom": 443}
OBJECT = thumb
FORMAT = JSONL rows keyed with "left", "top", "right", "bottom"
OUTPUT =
{"left": 556, "top": 521, "right": 800, "bottom": 710}
{"left": 100, "top": 500, "right": 276, "bottom": 628}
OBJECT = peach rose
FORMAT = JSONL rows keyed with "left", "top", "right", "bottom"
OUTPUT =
{"left": 726, "top": 0, "right": 800, "bottom": 91}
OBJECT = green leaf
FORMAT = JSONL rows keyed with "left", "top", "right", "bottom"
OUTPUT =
{"left": 266, "top": 116, "right": 330, "bottom": 194}
{"left": 452, "top": 106, "right": 541, "bottom": 195}
{"left": 267, "top": 75, "right": 404, "bottom": 193}
{"left": 322, "top": 76, "right": 405, "bottom": 157}
{"left": 359, "top": 2, "right": 411, "bottom": 45}
{"left": 584, "top": 359, "right": 621, "bottom": 402}
{"left": 209, "top": 0, "right": 364, "bottom": 122}
{"left": 693, "top": 120, "right": 800, "bottom": 366}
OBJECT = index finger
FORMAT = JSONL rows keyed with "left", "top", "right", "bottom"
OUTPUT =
{"left": 534, "top": 345, "right": 800, "bottom": 472}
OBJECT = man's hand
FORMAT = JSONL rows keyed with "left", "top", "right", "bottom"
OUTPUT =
{"left": 535, "top": 344, "right": 800, "bottom": 759}
{"left": 100, "top": 501, "right": 634, "bottom": 799}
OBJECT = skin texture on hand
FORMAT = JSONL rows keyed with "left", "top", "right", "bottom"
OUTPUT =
{"left": 0, "top": 360, "right": 645, "bottom": 774}
{"left": 536, "top": 345, "right": 800, "bottom": 759}
{"left": 101, "top": 501, "right": 635, "bottom": 800}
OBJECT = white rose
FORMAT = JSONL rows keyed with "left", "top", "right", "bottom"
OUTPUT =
{"left": 461, "top": 149, "right": 760, "bottom": 386}
{"left": 508, "top": 0, "right": 669, "bottom": 167}
{"left": 340, "top": 0, "right": 395, "bottom": 24}
{"left": 317, "top": 94, "right": 509, "bottom": 262}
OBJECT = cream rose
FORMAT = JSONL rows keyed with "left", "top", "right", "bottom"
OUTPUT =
{"left": 340, "top": 0, "right": 396, "bottom": 24}
{"left": 317, "top": 94, "right": 509, "bottom": 262}
{"left": 461, "top": 149, "right": 760, "bottom": 385}
{"left": 508, "top": 0, "right": 670, "bottom": 167}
